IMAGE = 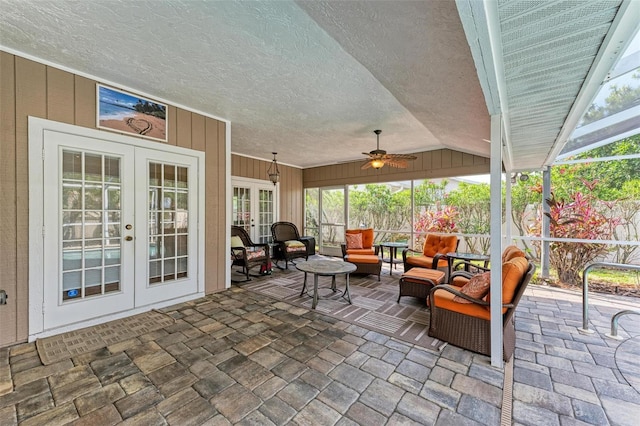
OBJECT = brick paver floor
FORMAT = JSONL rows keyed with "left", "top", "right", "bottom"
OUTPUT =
{"left": 0, "top": 282, "right": 639, "bottom": 425}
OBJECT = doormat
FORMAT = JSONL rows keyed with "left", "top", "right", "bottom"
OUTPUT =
{"left": 240, "top": 265, "right": 442, "bottom": 351}
{"left": 35, "top": 310, "right": 175, "bottom": 365}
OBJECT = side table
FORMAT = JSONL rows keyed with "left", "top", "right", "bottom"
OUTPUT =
{"left": 446, "top": 252, "right": 490, "bottom": 279}
{"left": 379, "top": 242, "right": 408, "bottom": 275}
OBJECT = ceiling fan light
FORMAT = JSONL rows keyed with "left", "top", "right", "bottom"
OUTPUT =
{"left": 371, "top": 159, "right": 385, "bottom": 169}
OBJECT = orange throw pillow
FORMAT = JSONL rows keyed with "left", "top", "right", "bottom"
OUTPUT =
{"left": 346, "top": 233, "right": 363, "bottom": 249}
{"left": 453, "top": 272, "right": 491, "bottom": 304}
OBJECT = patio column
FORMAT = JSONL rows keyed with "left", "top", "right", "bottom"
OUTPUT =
{"left": 540, "top": 167, "right": 551, "bottom": 278}
{"left": 489, "top": 114, "right": 503, "bottom": 368}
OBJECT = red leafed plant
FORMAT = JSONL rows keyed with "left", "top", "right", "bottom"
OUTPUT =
{"left": 530, "top": 191, "right": 620, "bottom": 284}
{"left": 414, "top": 205, "right": 459, "bottom": 249}
{"left": 414, "top": 205, "right": 459, "bottom": 234}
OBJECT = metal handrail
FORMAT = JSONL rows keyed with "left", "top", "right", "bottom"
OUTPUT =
{"left": 606, "top": 310, "right": 640, "bottom": 340}
{"left": 579, "top": 262, "right": 640, "bottom": 334}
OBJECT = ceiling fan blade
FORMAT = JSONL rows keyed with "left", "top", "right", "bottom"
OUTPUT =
{"left": 384, "top": 158, "right": 409, "bottom": 168}
{"left": 360, "top": 160, "right": 374, "bottom": 170}
{"left": 360, "top": 129, "right": 417, "bottom": 167}
{"left": 387, "top": 154, "right": 418, "bottom": 160}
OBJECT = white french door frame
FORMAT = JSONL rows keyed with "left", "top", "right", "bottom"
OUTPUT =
{"left": 231, "top": 176, "right": 279, "bottom": 243}
{"left": 28, "top": 117, "right": 205, "bottom": 340}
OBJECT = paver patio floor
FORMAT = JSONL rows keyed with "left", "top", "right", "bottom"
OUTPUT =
{"left": 1, "top": 271, "right": 639, "bottom": 425}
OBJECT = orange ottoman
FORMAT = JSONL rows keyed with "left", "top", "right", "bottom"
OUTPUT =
{"left": 398, "top": 267, "right": 445, "bottom": 303}
{"left": 345, "top": 254, "right": 382, "bottom": 281}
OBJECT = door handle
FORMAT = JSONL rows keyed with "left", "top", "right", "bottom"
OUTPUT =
{"left": 125, "top": 236, "right": 133, "bottom": 241}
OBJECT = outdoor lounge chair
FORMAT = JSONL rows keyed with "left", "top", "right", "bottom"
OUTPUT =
{"left": 271, "top": 221, "right": 309, "bottom": 269}
{"left": 341, "top": 228, "right": 382, "bottom": 281}
{"left": 231, "top": 225, "right": 270, "bottom": 282}
{"left": 402, "top": 234, "right": 458, "bottom": 277}
{"left": 428, "top": 256, "right": 535, "bottom": 361}
{"left": 340, "top": 228, "right": 379, "bottom": 257}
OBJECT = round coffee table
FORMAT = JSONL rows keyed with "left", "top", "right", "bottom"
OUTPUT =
{"left": 296, "top": 259, "right": 357, "bottom": 309}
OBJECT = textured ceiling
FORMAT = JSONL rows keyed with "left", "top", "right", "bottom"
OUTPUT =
{"left": 0, "top": 0, "right": 489, "bottom": 168}
{"left": 1, "top": 0, "right": 635, "bottom": 171}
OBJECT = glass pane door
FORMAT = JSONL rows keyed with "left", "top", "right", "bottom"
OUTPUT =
{"left": 61, "top": 150, "right": 124, "bottom": 301}
{"left": 135, "top": 149, "right": 200, "bottom": 307}
{"left": 257, "top": 189, "right": 275, "bottom": 243}
{"left": 38, "top": 124, "right": 203, "bottom": 333}
{"left": 148, "top": 163, "right": 190, "bottom": 285}
{"left": 233, "top": 186, "right": 251, "bottom": 231}
{"left": 232, "top": 178, "right": 277, "bottom": 243}
{"left": 43, "top": 132, "right": 135, "bottom": 330}
{"left": 319, "top": 187, "right": 345, "bottom": 256}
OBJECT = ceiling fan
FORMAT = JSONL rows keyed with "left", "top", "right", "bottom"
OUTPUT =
{"left": 361, "top": 130, "right": 417, "bottom": 170}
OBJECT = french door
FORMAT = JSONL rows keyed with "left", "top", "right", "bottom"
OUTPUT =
{"left": 232, "top": 177, "right": 277, "bottom": 243}
{"left": 33, "top": 123, "right": 203, "bottom": 333}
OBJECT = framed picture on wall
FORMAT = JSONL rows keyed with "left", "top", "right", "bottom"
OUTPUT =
{"left": 97, "top": 84, "right": 168, "bottom": 142}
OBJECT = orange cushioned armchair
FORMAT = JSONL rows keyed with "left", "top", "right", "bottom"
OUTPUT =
{"left": 402, "top": 234, "right": 458, "bottom": 274}
{"left": 428, "top": 255, "right": 535, "bottom": 361}
{"left": 341, "top": 228, "right": 382, "bottom": 281}
{"left": 340, "top": 228, "right": 380, "bottom": 257}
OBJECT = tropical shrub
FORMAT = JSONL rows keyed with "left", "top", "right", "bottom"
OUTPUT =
{"left": 414, "top": 205, "right": 458, "bottom": 248}
{"left": 446, "top": 182, "right": 494, "bottom": 253}
{"left": 530, "top": 189, "right": 620, "bottom": 284}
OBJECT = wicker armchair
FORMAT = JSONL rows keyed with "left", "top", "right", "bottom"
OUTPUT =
{"left": 231, "top": 226, "right": 270, "bottom": 282}
{"left": 402, "top": 234, "right": 458, "bottom": 277}
{"left": 271, "top": 221, "right": 309, "bottom": 269}
{"left": 428, "top": 257, "right": 535, "bottom": 361}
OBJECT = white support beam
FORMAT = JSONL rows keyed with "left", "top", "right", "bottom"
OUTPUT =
{"left": 483, "top": 1, "right": 513, "bottom": 173}
{"left": 490, "top": 114, "right": 504, "bottom": 368}
{"left": 540, "top": 168, "right": 551, "bottom": 279}
{"left": 505, "top": 175, "right": 512, "bottom": 243}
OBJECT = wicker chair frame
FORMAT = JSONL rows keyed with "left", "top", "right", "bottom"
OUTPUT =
{"left": 427, "top": 261, "right": 535, "bottom": 361}
{"left": 397, "top": 270, "right": 446, "bottom": 302}
{"left": 231, "top": 226, "right": 270, "bottom": 282}
{"left": 270, "top": 221, "right": 309, "bottom": 269}
{"left": 345, "top": 256, "right": 382, "bottom": 281}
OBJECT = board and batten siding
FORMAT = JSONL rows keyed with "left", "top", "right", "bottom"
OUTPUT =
{"left": 0, "top": 52, "right": 228, "bottom": 347}
{"left": 303, "top": 149, "right": 490, "bottom": 187}
{"left": 231, "top": 154, "right": 304, "bottom": 228}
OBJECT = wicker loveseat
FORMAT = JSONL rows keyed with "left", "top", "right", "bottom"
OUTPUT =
{"left": 402, "top": 234, "right": 458, "bottom": 276}
{"left": 427, "top": 254, "right": 535, "bottom": 361}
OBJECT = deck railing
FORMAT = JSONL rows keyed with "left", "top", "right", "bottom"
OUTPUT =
{"left": 579, "top": 262, "right": 640, "bottom": 334}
